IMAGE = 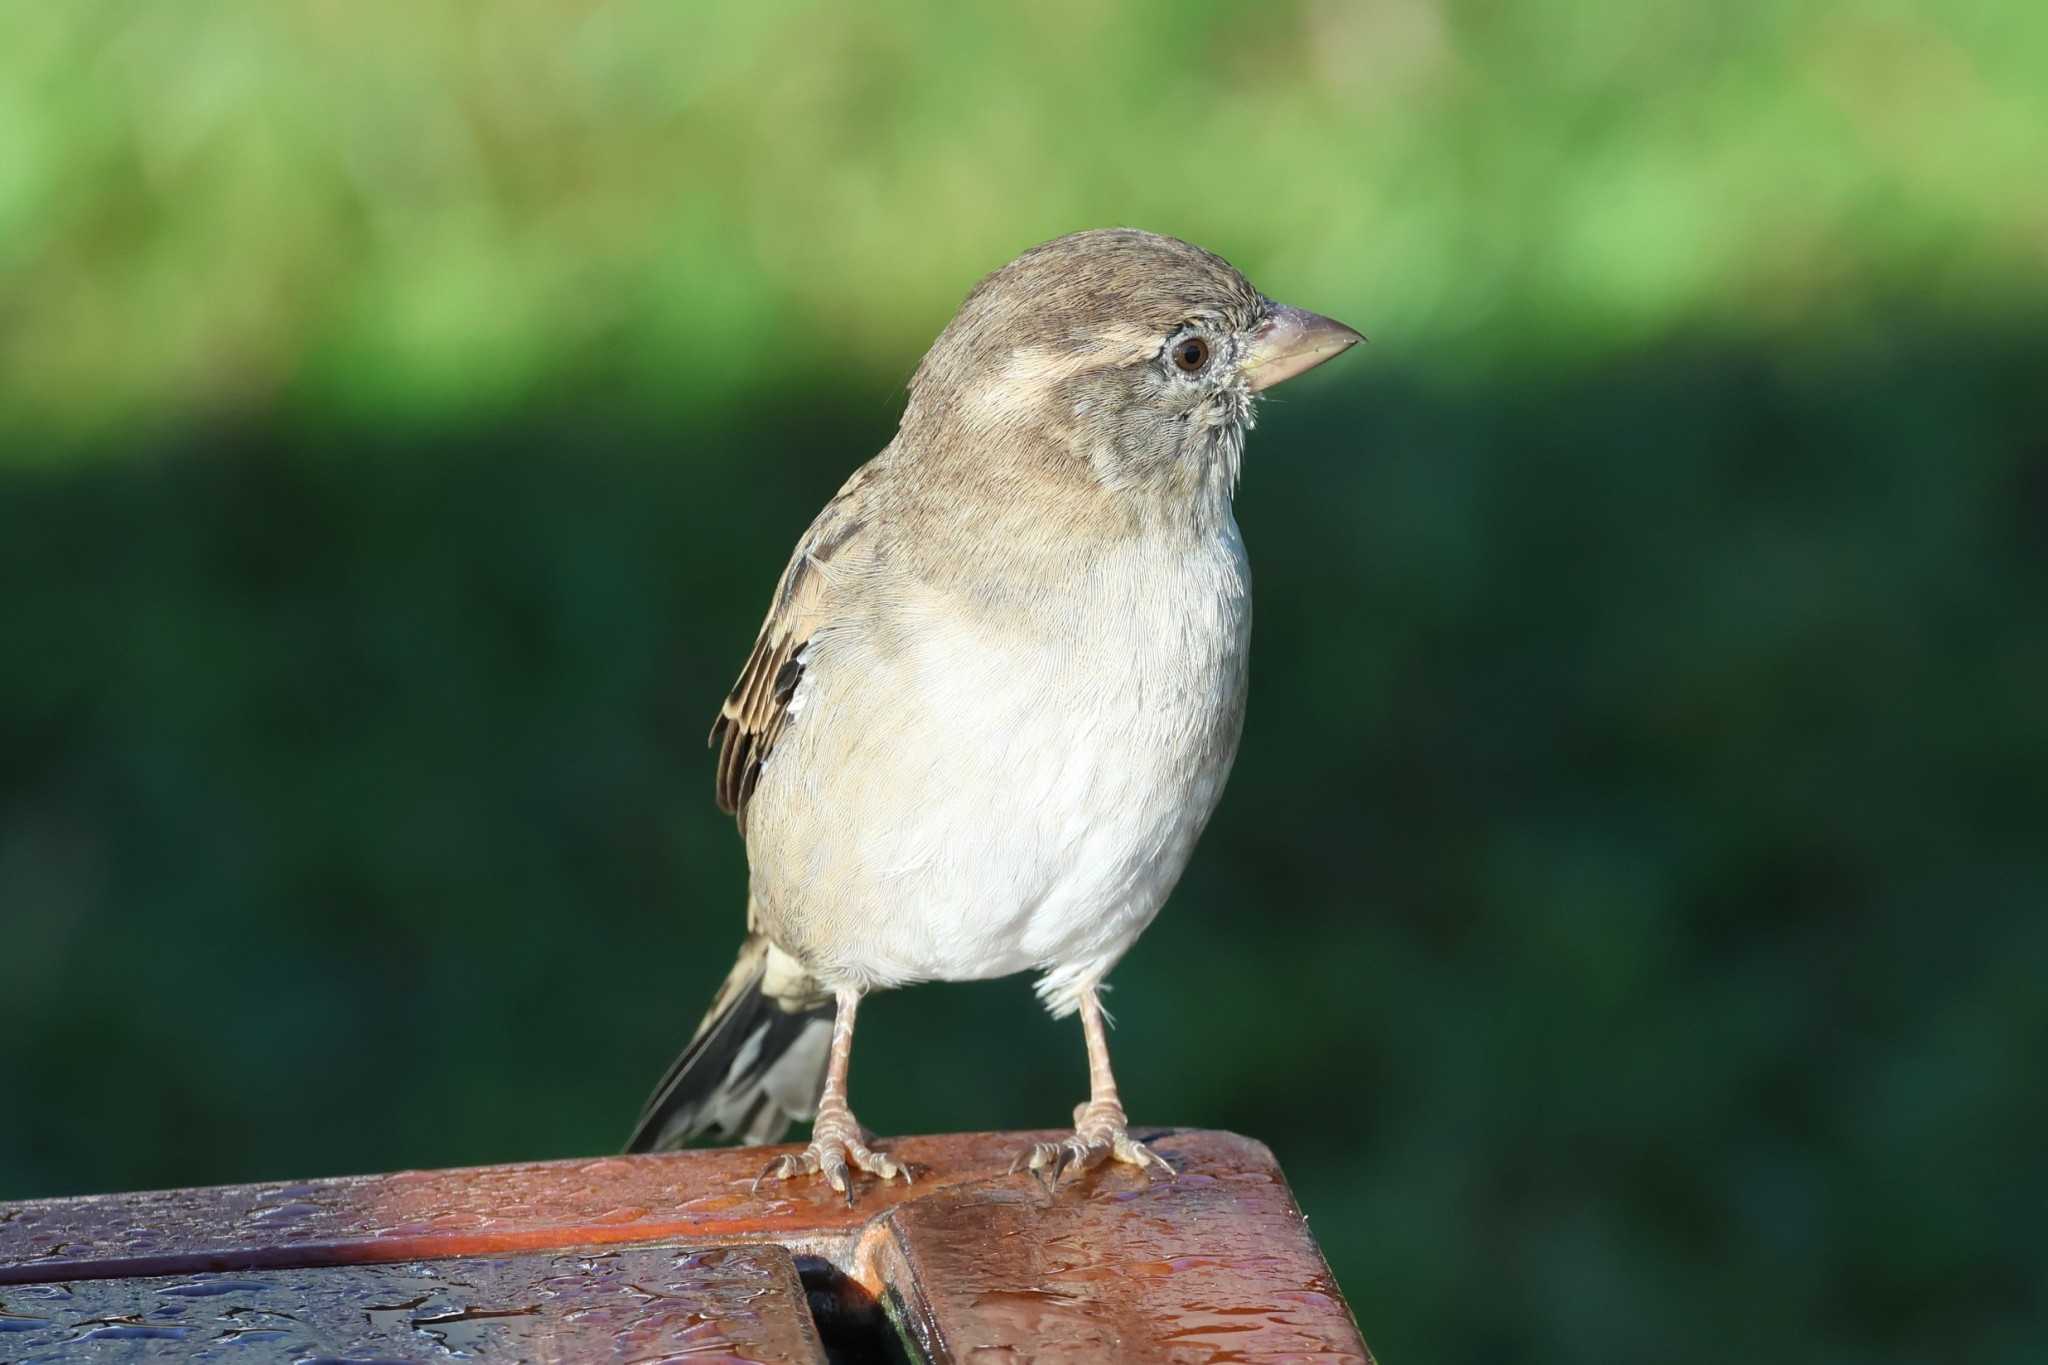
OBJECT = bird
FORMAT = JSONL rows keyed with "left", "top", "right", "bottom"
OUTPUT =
{"left": 625, "top": 228, "right": 1361, "bottom": 1199}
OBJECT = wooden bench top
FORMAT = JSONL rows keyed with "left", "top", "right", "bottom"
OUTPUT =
{"left": 0, "top": 1128, "right": 1372, "bottom": 1361}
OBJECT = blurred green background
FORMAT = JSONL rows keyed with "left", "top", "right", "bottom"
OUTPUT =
{"left": 3, "top": 2, "right": 2044, "bottom": 1361}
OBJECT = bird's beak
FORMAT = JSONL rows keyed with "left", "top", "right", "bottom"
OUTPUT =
{"left": 1241, "top": 303, "right": 1365, "bottom": 392}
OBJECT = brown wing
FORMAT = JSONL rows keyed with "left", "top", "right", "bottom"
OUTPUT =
{"left": 709, "top": 484, "right": 870, "bottom": 827}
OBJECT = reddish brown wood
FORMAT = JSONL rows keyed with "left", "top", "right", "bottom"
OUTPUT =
{"left": 0, "top": 1130, "right": 1030, "bottom": 1285}
{"left": 0, "top": 1129, "right": 1372, "bottom": 1362}
{"left": 0, "top": 1245, "right": 823, "bottom": 1362}
{"left": 865, "top": 1133, "right": 1367, "bottom": 1362}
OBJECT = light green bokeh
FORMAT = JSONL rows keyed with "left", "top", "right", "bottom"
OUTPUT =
{"left": 3, "top": 0, "right": 2041, "bottom": 447}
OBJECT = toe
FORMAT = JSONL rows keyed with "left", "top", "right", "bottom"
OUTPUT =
{"left": 1117, "top": 1135, "right": 1176, "bottom": 1178}
{"left": 844, "top": 1137, "right": 907, "bottom": 1184}
{"left": 1013, "top": 1101, "right": 1176, "bottom": 1192}
{"left": 1013, "top": 1141, "right": 1062, "bottom": 1193}
{"left": 1013, "top": 1128, "right": 1132, "bottom": 1192}
{"left": 1053, "top": 1136, "right": 1099, "bottom": 1187}
{"left": 751, "top": 1151, "right": 805, "bottom": 1193}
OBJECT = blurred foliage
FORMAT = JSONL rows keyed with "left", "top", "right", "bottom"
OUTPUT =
{"left": 2, "top": 4, "right": 2045, "bottom": 1364}
{"left": 4, "top": 0, "right": 2046, "bottom": 437}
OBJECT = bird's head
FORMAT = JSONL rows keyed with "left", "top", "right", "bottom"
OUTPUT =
{"left": 904, "top": 229, "right": 1361, "bottom": 515}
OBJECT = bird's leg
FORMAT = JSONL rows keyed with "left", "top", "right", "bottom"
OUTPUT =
{"left": 1014, "top": 985, "right": 1176, "bottom": 1188}
{"left": 753, "top": 988, "right": 909, "bottom": 1204}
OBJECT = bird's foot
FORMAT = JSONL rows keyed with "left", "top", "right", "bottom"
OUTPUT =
{"left": 1010, "top": 1099, "right": 1176, "bottom": 1191}
{"left": 752, "top": 1104, "right": 911, "bottom": 1206}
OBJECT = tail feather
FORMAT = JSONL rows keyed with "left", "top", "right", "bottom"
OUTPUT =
{"left": 625, "top": 933, "right": 833, "bottom": 1153}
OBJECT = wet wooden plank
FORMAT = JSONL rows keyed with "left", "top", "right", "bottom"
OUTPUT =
{"left": 0, "top": 1130, "right": 1037, "bottom": 1286}
{"left": 0, "top": 1243, "right": 824, "bottom": 1363}
{"left": 861, "top": 1131, "right": 1370, "bottom": 1363}
{"left": 1, "top": 1129, "right": 1372, "bottom": 1362}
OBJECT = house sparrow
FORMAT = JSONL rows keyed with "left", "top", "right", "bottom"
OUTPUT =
{"left": 627, "top": 229, "right": 1361, "bottom": 1200}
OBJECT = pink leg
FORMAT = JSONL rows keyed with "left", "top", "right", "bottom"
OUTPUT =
{"left": 754, "top": 989, "right": 909, "bottom": 1204}
{"left": 1013, "top": 986, "right": 1176, "bottom": 1189}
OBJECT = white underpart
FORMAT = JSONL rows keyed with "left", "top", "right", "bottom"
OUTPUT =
{"left": 747, "top": 512, "right": 1252, "bottom": 1017}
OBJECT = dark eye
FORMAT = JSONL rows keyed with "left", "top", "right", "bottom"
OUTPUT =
{"left": 1172, "top": 336, "right": 1210, "bottom": 373}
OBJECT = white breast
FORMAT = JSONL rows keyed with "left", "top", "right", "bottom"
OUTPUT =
{"left": 751, "top": 519, "right": 1252, "bottom": 1013}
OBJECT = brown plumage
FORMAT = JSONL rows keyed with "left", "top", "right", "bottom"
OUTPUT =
{"left": 628, "top": 228, "right": 1361, "bottom": 1197}
{"left": 708, "top": 498, "right": 848, "bottom": 822}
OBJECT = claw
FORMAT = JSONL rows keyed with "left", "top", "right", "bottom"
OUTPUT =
{"left": 752, "top": 1153, "right": 801, "bottom": 1195}
{"left": 1015, "top": 1141, "right": 1059, "bottom": 1196}
{"left": 1009, "top": 1104, "right": 1174, "bottom": 1194}
{"left": 1133, "top": 1139, "right": 1177, "bottom": 1178}
{"left": 751, "top": 1108, "right": 902, "bottom": 1206}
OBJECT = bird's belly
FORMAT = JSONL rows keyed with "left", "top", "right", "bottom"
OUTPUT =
{"left": 942, "top": 703, "right": 1232, "bottom": 962}
{"left": 752, "top": 540, "right": 1252, "bottom": 998}
{"left": 874, "top": 656, "right": 1243, "bottom": 988}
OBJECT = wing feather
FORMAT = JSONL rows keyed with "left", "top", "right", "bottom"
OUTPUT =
{"left": 709, "top": 484, "right": 869, "bottom": 827}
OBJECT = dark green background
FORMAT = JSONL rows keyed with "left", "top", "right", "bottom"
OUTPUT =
{"left": 3, "top": 5, "right": 2043, "bottom": 1362}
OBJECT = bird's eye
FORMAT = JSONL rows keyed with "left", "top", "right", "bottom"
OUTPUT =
{"left": 1171, "top": 336, "right": 1210, "bottom": 373}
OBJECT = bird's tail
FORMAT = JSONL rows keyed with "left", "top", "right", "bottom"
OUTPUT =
{"left": 625, "top": 930, "right": 834, "bottom": 1152}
